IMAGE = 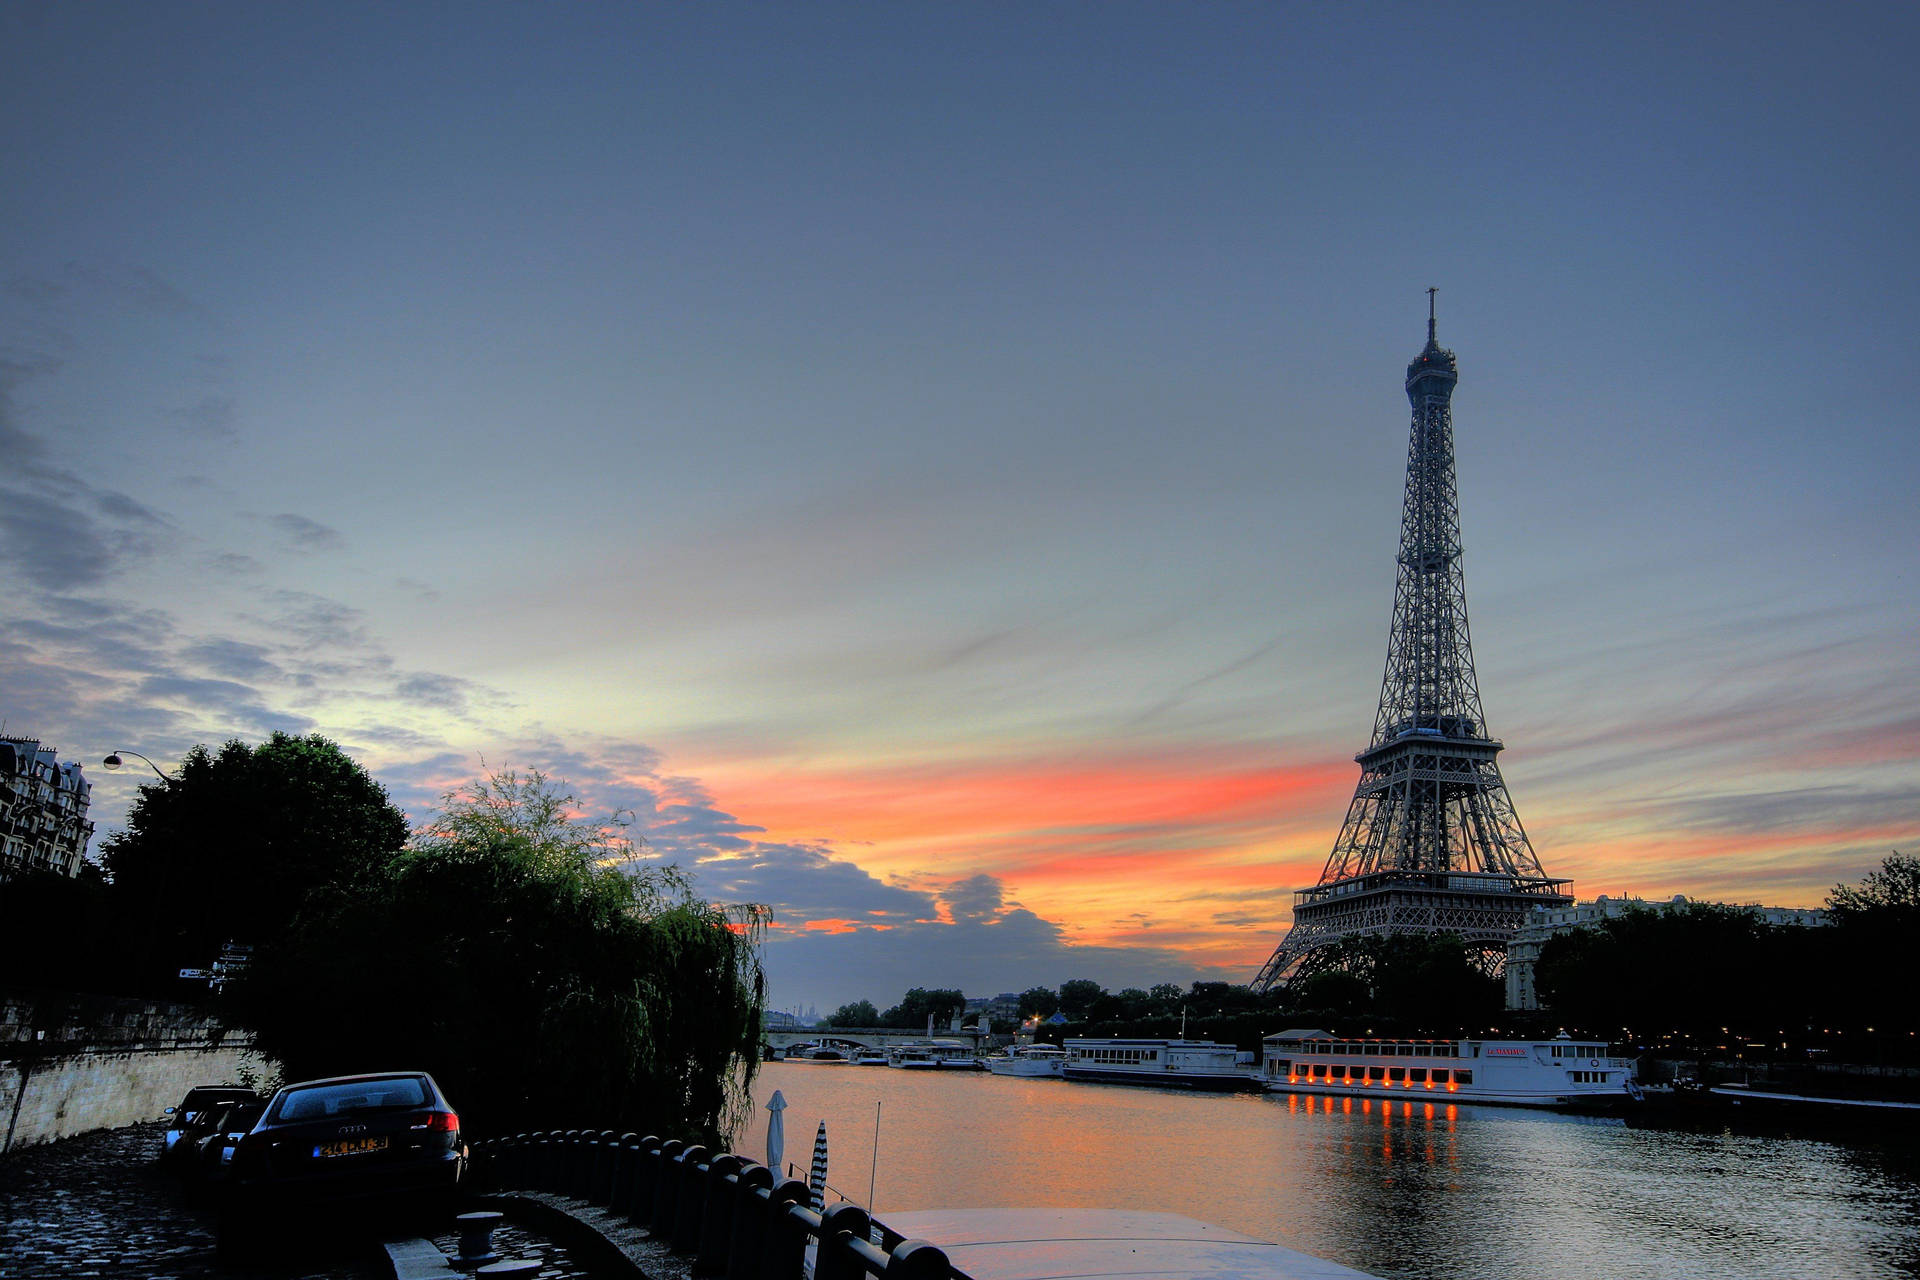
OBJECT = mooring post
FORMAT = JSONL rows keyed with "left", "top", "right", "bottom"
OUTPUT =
{"left": 759, "top": 1179, "right": 812, "bottom": 1280}
{"left": 653, "top": 1137, "right": 687, "bottom": 1233}
{"left": 814, "top": 1202, "right": 872, "bottom": 1280}
{"left": 726, "top": 1162, "right": 774, "bottom": 1280}
{"left": 673, "top": 1144, "right": 712, "bottom": 1252}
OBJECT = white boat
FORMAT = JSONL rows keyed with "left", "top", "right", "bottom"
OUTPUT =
{"left": 784, "top": 1043, "right": 850, "bottom": 1063}
{"left": 888, "top": 1043, "right": 946, "bottom": 1069}
{"left": 983, "top": 1045, "right": 1067, "bottom": 1078}
{"left": 1062, "top": 1038, "right": 1261, "bottom": 1091}
{"left": 1260, "top": 1028, "right": 1638, "bottom": 1109}
{"left": 851, "top": 1050, "right": 890, "bottom": 1066}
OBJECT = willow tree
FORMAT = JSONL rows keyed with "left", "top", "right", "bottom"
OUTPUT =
{"left": 236, "top": 771, "right": 766, "bottom": 1144}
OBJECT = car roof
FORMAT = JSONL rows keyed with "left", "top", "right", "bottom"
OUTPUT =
{"left": 273, "top": 1071, "right": 437, "bottom": 1092}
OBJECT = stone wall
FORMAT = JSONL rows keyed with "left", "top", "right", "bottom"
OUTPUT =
{"left": 1, "top": 991, "right": 275, "bottom": 1152}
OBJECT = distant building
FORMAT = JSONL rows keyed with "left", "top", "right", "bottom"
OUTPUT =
{"left": 965, "top": 992, "right": 1022, "bottom": 1025}
{"left": 0, "top": 737, "right": 95, "bottom": 878}
{"left": 1504, "top": 893, "right": 1829, "bottom": 1010}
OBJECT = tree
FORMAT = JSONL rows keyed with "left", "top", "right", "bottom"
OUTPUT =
{"left": 99, "top": 733, "right": 409, "bottom": 989}
{"left": 1017, "top": 986, "right": 1060, "bottom": 1019}
{"left": 1057, "top": 978, "right": 1106, "bottom": 1020}
{"left": 1827, "top": 853, "right": 1920, "bottom": 927}
{"left": 882, "top": 987, "right": 967, "bottom": 1030}
{"left": 233, "top": 771, "right": 766, "bottom": 1144}
{"left": 826, "top": 1000, "right": 879, "bottom": 1027}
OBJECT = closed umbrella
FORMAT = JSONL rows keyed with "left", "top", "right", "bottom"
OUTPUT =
{"left": 807, "top": 1121, "right": 829, "bottom": 1210}
{"left": 766, "top": 1089, "right": 788, "bottom": 1176}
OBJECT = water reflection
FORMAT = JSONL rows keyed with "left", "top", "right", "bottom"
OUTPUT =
{"left": 745, "top": 1062, "right": 1920, "bottom": 1279}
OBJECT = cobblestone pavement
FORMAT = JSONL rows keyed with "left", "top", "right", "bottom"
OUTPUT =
{"left": 0, "top": 1123, "right": 382, "bottom": 1279}
{"left": 0, "top": 1125, "right": 606, "bottom": 1280}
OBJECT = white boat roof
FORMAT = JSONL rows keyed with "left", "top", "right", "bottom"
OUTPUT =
{"left": 880, "top": 1209, "right": 1380, "bottom": 1280}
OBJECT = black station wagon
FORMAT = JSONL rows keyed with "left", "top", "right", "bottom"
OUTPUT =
{"left": 218, "top": 1071, "right": 465, "bottom": 1252}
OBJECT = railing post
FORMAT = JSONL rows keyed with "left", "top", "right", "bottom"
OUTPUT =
{"left": 653, "top": 1138, "right": 687, "bottom": 1233}
{"left": 630, "top": 1135, "right": 662, "bottom": 1224}
{"left": 815, "top": 1202, "right": 872, "bottom": 1280}
{"left": 726, "top": 1163, "right": 774, "bottom": 1280}
{"left": 696, "top": 1153, "right": 744, "bottom": 1274}
{"left": 609, "top": 1131, "right": 641, "bottom": 1211}
{"left": 759, "top": 1179, "right": 812, "bottom": 1280}
{"left": 589, "top": 1128, "right": 619, "bottom": 1203}
{"left": 569, "top": 1129, "right": 596, "bottom": 1199}
{"left": 673, "top": 1144, "right": 712, "bottom": 1252}
{"left": 888, "top": 1240, "right": 953, "bottom": 1280}
{"left": 534, "top": 1133, "right": 557, "bottom": 1191}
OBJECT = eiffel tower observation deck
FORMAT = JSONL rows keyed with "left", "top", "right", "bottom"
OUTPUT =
{"left": 1252, "top": 295, "right": 1571, "bottom": 991}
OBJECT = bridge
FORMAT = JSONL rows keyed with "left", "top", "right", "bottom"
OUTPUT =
{"left": 761, "top": 1025, "right": 993, "bottom": 1055}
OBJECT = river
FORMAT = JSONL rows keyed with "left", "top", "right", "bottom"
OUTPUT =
{"left": 742, "top": 1061, "right": 1920, "bottom": 1280}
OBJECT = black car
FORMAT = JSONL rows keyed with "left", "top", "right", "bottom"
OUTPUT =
{"left": 219, "top": 1071, "right": 464, "bottom": 1248}
{"left": 183, "top": 1099, "right": 266, "bottom": 1204}
{"left": 160, "top": 1086, "right": 258, "bottom": 1167}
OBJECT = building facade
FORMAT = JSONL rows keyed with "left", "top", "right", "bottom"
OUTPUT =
{"left": 1504, "top": 894, "right": 1830, "bottom": 1010}
{"left": 0, "top": 738, "right": 95, "bottom": 879}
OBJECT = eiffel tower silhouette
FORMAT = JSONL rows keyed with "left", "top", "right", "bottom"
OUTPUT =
{"left": 1252, "top": 295, "right": 1571, "bottom": 990}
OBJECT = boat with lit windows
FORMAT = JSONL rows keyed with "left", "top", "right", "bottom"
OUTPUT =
{"left": 1260, "top": 1028, "right": 1638, "bottom": 1109}
{"left": 983, "top": 1045, "right": 1068, "bottom": 1078}
{"left": 1062, "top": 1038, "right": 1261, "bottom": 1092}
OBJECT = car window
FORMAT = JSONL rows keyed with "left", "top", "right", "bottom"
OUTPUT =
{"left": 272, "top": 1077, "right": 431, "bottom": 1122}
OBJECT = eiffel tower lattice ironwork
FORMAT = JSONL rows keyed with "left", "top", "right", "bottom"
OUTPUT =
{"left": 1252, "top": 295, "right": 1571, "bottom": 991}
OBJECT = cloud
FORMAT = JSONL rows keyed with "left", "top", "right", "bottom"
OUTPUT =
{"left": 267, "top": 513, "right": 345, "bottom": 552}
{"left": 169, "top": 396, "right": 238, "bottom": 439}
{"left": 0, "top": 361, "right": 169, "bottom": 589}
{"left": 394, "top": 671, "right": 475, "bottom": 715}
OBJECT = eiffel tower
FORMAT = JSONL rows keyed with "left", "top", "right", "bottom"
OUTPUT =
{"left": 1252, "top": 294, "right": 1571, "bottom": 991}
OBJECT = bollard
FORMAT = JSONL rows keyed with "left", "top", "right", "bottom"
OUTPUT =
{"left": 587, "top": 1128, "right": 618, "bottom": 1204}
{"left": 672, "top": 1144, "right": 712, "bottom": 1252}
{"left": 451, "top": 1210, "right": 504, "bottom": 1270}
{"left": 725, "top": 1163, "right": 774, "bottom": 1280}
{"left": 533, "top": 1135, "right": 556, "bottom": 1192}
{"left": 814, "top": 1202, "right": 873, "bottom": 1280}
{"left": 653, "top": 1138, "right": 687, "bottom": 1234}
{"left": 476, "top": 1261, "right": 541, "bottom": 1278}
{"left": 563, "top": 1129, "right": 589, "bottom": 1199}
{"left": 609, "top": 1131, "right": 641, "bottom": 1211}
{"left": 570, "top": 1130, "right": 598, "bottom": 1199}
{"left": 629, "top": 1135, "right": 662, "bottom": 1224}
{"left": 758, "top": 1180, "right": 812, "bottom": 1280}
{"left": 695, "top": 1153, "right": 744, "bottom": 1275}
{"left": 888, "top": 1239, "right": 953, "bottom": 1280}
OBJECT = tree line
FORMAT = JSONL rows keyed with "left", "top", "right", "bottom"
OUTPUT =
{"left": 0, "top": 732, "right": 766, "bottom": 1144}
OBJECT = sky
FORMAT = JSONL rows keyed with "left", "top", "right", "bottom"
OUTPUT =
{"left": 3, "top": 2, "right": 1916, "bottom": 1014}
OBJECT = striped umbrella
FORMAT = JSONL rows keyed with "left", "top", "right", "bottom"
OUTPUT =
{"left": 807, "top": 1121, "right": 829, "bottom": 1210}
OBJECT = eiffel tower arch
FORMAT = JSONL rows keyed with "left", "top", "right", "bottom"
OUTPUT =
{"left": 1252, "top": 295, "right": 1571, "bottom": 992}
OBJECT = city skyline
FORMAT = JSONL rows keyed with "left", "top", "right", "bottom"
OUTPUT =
{"left": 3, "top": 3, "right": 1916, "bottom": 1009}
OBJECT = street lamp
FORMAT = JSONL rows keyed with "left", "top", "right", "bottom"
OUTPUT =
{"left": 102, "top": 750, "right": 171, "bottom": 782}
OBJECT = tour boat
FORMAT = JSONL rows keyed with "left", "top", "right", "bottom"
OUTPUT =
{"left": 1260, "top": 1028, "right": 1638, "bottom": 1109}
{"left": 1062, "top": 1038, "right": 1261, "bottom": 1091}
{"left": 888, "top": 1043, "right": 946, "bottom": 1069}
{"left": 983, "top": 1045, "right": 1067, "bottom": 1078}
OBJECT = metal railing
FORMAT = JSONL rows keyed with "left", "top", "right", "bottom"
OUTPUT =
{"left": 471, "top": 1130, "right": 961, "bottom": 1280}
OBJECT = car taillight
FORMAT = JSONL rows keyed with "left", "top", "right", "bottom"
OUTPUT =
{"left": 411, "top": 1111, "right": 459, "bottom": 1133}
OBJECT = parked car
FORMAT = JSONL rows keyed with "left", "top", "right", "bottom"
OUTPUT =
{"left": 218, "top": 1071, "right": 465, "bottom": 1254}
{"left": 160, "top": 1086, "right": 258, "bottom": 1166}
{"left": 183, "top": 1099, "right": 266, "bottom": 1205}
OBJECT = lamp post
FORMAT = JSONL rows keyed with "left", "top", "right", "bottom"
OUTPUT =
{"left": 102, "top": 750, "right": 172, "bottom": 782}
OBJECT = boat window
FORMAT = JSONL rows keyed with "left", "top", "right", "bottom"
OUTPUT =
{"left": 1388, "top": 1067, "right": 1405, "bottom": 1082}
{"left": 1311, "top": 1064, "right": 1326, "bottom": 1078}
{"left": 1400, "top": 1044, "right": 1415, "bottom": 1056}
{"left": 1432, "top": 1069, "right": 1449, "bottom": 1084}
{"left": 1454, "top": 1070, "right": 1473, "bottom": 1085}
{"left": 1272, "top": 1059, "right": 1290, "bottom": 1075}
{"left": 1368, "top": 1066, "right": 1385, "bottom": 1081}
{"left": 1409, "top": 1068, "right": 1427, "bottom": 1082}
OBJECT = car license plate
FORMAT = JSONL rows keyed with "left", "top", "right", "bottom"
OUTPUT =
{"left": 314, "top": 1135, "right": 389, "bottom": 1158}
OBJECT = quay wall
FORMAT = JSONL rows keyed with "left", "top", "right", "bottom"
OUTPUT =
{"left": 0, "top": 991, "right": 273, "bottom": 1152}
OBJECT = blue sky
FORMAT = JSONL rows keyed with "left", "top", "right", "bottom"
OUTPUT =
{"left": 3, "top": 2, "right": 1916, "bottom": 1012}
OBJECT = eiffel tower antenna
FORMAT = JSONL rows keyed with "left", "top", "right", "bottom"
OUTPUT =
{"left": 1251, "top": 299, "right": 1571, "bottom": 991}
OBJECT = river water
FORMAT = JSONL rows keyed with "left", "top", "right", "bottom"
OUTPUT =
{"left": 742, "top": 1061, "right": 1920, "bottom": 1280}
